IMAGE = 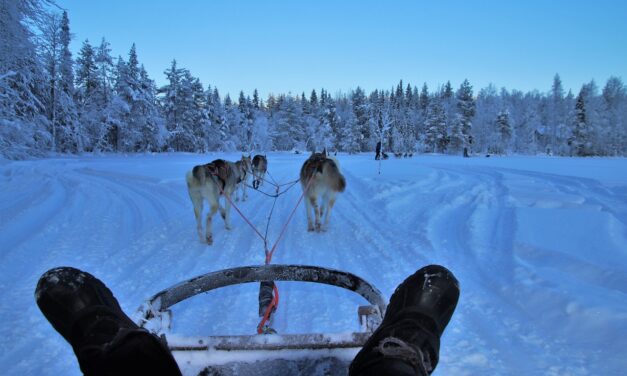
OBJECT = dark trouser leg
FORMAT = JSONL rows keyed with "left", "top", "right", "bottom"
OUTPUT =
{"left": 76, "top": 327, "right": 181, "bottom": 376}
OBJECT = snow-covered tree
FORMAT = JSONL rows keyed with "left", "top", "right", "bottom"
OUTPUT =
{"left": 55, "top": 10, "right": 79, "bottom": 152}
{"left": 548, "top": 73, "right": 566, "bottom": 154}
{"left": 424, "top": 98, "right": 448, "bottom": 153}
{"left": 0, "top": 0, "right": 51, "bottom": 158}
{"left": 567, "top": 87, "right": 590, "bottom": 156}
{"left": 206, "top": 87, "right": 227, "bottom": 150}
{"left": 473, "top": 84, "right": 500, "bottom": 153}
{"left": 75, "top": 40, "right": 98, "bottom": 100}
{"left": 449, "top": 79, "right": 475, "bottom": 153}
{"left": 601, "top": 76, "right": 626, "bottom": 155}
{"left": 496, "top": 110, "right": 512, "bottom": 153}
{"left": 351, "top": 87, "right": 372, "bottom": 151}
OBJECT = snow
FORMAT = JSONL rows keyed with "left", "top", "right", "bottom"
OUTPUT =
{"left": 1, "top": 152, "right": 627, "bottom": 375}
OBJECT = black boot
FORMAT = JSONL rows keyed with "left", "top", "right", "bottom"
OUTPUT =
{"left": 35, "top": 267, "right": 182, "bottom": 376}
{"left": 349, "top": 265, "right": 460, "bottom": 376}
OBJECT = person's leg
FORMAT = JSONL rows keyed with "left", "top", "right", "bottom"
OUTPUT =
{"left": 349, "top": 265, "right": 460, "bottom": 376}
{"left": 35, "top": 267, "right": 182, "bottom": 376}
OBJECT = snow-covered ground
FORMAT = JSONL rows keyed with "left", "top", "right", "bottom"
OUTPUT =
{"left": 1, "top": 153, "right": 626, "bottom": 375}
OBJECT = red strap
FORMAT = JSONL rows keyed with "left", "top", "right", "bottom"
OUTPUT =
{"left": 257, "top": 176, "right": 315, "bottom": 332}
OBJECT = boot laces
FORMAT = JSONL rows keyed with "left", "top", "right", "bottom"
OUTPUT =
{"left": 375, "top": 336, "right": 433, "bottom": 374}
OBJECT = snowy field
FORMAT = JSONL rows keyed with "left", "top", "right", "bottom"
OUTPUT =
{"left": 1, "top": 152, "right": 627, "bottom": 375}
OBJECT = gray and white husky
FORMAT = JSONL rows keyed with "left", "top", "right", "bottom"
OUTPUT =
{"left": 300, "top": 150, "right": 346, "bottom": 232}
{"left": 186, "top": 156, "right": 250, "bottom": 245}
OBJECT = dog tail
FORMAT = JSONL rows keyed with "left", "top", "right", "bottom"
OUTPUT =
{"left": 187, "top": 165, "right": 204, "bottom": 187}
{"left": 326, "top": 159, "right": 346, "bottom": 192}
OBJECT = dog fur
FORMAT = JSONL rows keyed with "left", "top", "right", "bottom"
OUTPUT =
{"left": 251, "top": 154, "right": 268, "bottom": 189}
{"left": 186, "top": 156, "right": 250, "bottom": 245}
{"left": 236, "top": 154, "right": 252, "bottom": 201}
{"left": 300, "top": 150, "right": 346, "bottom": 232}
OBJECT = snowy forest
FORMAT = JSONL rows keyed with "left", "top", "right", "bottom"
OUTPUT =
{"left": 2, "top": 2, "right": 627, "bottom": 160}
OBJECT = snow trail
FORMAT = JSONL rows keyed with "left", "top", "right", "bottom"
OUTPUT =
{"left": 1, "top": 153, "right": 626, "bottom": 375}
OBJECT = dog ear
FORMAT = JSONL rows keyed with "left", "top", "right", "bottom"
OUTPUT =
{"left": 322, "top": 148, "right": 327, "bottom": 157}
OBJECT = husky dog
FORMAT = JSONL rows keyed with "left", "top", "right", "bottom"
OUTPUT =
{"left": 186, "top": 156, "right": 250, "bottom": 245}
{"left": 300, "top": 150, "right": 346, "bottom": 232}
{"left": 251, "top": 154, "right": 268, "bottom": 189}
{"left": 236, "top": 154, "right": 252, "bottom": 201}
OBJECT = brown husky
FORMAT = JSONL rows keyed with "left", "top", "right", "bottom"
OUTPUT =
{"left": 300, "top": 150, "right": 346, "bottom": 232}
{"left": 251, "top": 154, "right": 268, "bottom": 189}
{"left": 186, "top": 156, "right": 250, "bottom": 245}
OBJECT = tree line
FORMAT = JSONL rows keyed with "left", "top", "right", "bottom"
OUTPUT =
{"left": 2, "top": 1, "right": 626, "bottom": 159}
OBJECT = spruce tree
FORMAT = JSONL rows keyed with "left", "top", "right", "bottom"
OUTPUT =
{"left": 57, "top": 10, "right": 79, "bottom": 152}
{"left": 0, "top": 0, "right": 50, "bottom": 158}
{"left": 351, "top": 86, "right": 370, "bottom": 150}
{"left": 569, "top": 87, "right": 590, "bottom": 156}
{"left": 424, "top": 99, "right": 448, "bottom": 153}
{"left": 419, "top": 83, "right": 429, "bottom": 114}
{"left": 601, "top": 77, "right": 626, "bottom": 155}
{"left": 76, "top": 40, "right": 98, "bottom": 101}
{"left": 95, "top": 38, "right": 114, "bottom": 106}
{"left": 496, "top": 110, "right": 512, "bottom": 153}
{"left": 451, "top": 79, "right": 475, "bottom": 153}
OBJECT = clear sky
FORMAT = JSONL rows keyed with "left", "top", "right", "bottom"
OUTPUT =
{"left": 55, "top": 0, "right": 627, "bottom": 99}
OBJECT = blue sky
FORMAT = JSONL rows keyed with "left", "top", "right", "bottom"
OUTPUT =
{"left": 56, "top": 0, "right": 627, "bottom": 99}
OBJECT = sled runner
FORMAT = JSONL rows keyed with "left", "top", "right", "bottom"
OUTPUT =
{"left": 137, "top": 264, "right": 386, "bottom": 375}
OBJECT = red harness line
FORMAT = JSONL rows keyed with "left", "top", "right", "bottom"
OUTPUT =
{"left": 210, "top": 166, "right": 315, "bottom": 334}
{"left": 256, "top": 177, "right": 313, "bottom": 334}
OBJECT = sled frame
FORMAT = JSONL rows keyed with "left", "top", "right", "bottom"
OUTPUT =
{"left": 137, "top": 264, "right": 386, "bottom": 351}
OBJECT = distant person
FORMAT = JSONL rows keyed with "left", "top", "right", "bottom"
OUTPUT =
{"left": 35, "top": 264, "right": 459, "bottom": 376}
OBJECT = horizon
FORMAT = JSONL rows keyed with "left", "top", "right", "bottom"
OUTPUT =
{"left": 55, "top": 0, "right": 627, "bottom": 99}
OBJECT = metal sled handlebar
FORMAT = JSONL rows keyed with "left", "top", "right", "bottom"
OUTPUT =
{"left": 140, "top": 264, "right": 386, "bottom": 318}
{"left": 137, "top": 265, "right": 387, "bottom": 358}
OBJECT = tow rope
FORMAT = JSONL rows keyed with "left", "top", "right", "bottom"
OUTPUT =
{"left": 210, "top": 164, "right": 314, "bottom": 334}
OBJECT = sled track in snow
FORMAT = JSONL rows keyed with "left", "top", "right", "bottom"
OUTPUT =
{"left": 3, "top": 154, "right": 627, "bottom": 376}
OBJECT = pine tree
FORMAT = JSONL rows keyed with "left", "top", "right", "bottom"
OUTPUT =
{"left": 323, "top": 92, "right": 340, "bottom": 150}
{"left": 0, "top": 0, "right": 50, "bottom": 158}
{"left": 424, "top": 99, "right": 448, "bottom": 153}
{"left": 252, "top": 89, "right": 260, "bottom": 110}
{"left": 38, "top": 11, "right": 63, "bottom": 152}
{"left": 56, "top": 10, "right": 80, "bottom": 152}
{"left": 442, "top": 81, "right": 453, "bottom": 99}
{"left": 549, "top": 73, "right": 565, "bottom": 154}
{"left": 351, "top": 86, "right": 371, "bottom": 150}
{"left": 135, "top": 66, "right": 164, "bottom": 151}
{"left": 405, "top": 83, "right": 413, "bottom": 107}
{"left": 395, "top": 79, "right": 404, "bottom": 108}
{"left": 310, "top": 89, "right": 318, "bottom": 107}
{"left": 206, "top": 87, "right": 228, "bottom": 150}
{"left": 237, "top": 91, "right": 253, "bottom": 150}
{"left": 601, "top": 77, "right": 626, "bottom": 155}
{"left": 75, "top": 39, "right": 101, "bottom": 151}
{"left": 163, "top": 68, "right": 207, "bottom": 152}
{"left": 95, "top": 38, "right": 114, "bottom": 106}
{"left": 450, "top": 79, "right": 475, "bottom": 153}
{"left": 419, "top": 83, "right": 430, "bottom": 115}
{"left": 496, "top": 110, "right": 512, "bottom": 153}
{"left": 568, "top": 87, "right": 590, "bottom": 156}
{"left": 75, "top": 40, "right": 98, "bottom": 100}
{"left": 127, "top": 44, "right": 139, "bottom": 82}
